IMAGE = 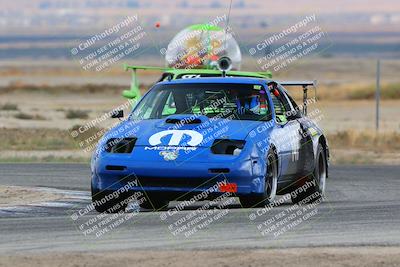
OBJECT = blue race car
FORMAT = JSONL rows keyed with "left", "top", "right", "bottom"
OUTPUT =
{"left": 91, "top": 77, "right": 329, "bottom": 213}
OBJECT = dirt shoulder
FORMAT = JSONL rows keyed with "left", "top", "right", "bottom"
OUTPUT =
{"left": 0, "top": 247, "right": 399, "bottom": 267}
{"left": 0, "top": 185, "right": 64, "bottom": 206}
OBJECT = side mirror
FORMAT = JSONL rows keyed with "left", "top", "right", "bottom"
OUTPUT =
{"left": 111, "top": 109, "right": 124, "bottom": 119}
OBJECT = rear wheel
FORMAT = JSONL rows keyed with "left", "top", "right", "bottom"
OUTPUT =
{"left": 91, "top": 186, "right": 128, "bottom": 213}
{"left": 240, "top": 150, "right": 278, "bottom": 208}
{"left": 291, "top": 143, "right": 326, "bottom": 204}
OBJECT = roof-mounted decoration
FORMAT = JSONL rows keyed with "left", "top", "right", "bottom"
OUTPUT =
{"left": 165, "top": 24, "right": 242, "bottom": 70}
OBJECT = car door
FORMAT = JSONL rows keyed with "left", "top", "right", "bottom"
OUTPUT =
{"left": 281, "top": 88, "right": 315, "bottom": 176}
{"left": 269, "top": 86, "right": 308, "bottom": 181}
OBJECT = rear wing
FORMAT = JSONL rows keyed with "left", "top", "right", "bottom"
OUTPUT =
{"left": 123, "top": 64, "right": 172, "bottom": 72}
{"left": 279, "top": 80, "right": 316, "bottom": 87}
{"left": 122, "top": 65, "right": 173, "bottom": 100}
{"left": 277, "top": 80, "right": 317, "bottom": 116}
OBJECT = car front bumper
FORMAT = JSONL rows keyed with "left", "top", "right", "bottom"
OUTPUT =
{"left": 91, "top": 153, "right": 266, "bottom": 198}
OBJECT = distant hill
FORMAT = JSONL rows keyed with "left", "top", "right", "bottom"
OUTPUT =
{"left": 0, "top": 0, "right": 400, "bottom": 60}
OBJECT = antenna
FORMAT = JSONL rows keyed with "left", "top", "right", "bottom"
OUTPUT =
{"left": 224, "top": 0, "right": 233, "bottom": 52}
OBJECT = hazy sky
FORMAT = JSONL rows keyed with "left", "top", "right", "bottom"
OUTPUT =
{"left": 2, "top": 0, "right": 400, "bottom": 14}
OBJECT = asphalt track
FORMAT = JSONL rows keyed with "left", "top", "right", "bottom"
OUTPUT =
{"left": 0, "top": 163, "right": 399, "bottom": 254}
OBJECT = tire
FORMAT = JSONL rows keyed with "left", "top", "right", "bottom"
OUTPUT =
{"left": 91, "top": 185, "right": 128, "bottom": 213}
{"left": 240, "top": 150, "right": 278, "bottom": 208}
{"left": 139, "top": 194, "right": 169, "bottom": 211}
{"left": 291, "top": 143, "right": 327, "bottom": 204}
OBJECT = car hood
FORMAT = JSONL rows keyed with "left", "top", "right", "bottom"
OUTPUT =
{"left": 106, "top": 115, "right": 270, "bottom": 148}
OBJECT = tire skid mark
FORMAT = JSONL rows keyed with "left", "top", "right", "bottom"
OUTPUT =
{"left": 0, "top": 187, "right": 90, "bottom": 218}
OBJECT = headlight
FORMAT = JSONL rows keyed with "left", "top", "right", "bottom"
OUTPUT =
{"left": 105, "top": 137, "right": 136, "bottom": 153}
{"left": 211, "top": 139, "right": 246, "bottom": 155}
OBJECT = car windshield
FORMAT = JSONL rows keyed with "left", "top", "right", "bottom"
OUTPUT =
{"left": 131, "top": 83, "right": 272, "bottom": 121}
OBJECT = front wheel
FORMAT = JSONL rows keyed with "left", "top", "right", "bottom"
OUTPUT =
{"left": 291, "top": 143, "right": 327, "bottom": 204}
{"left": 240, "top": 150, "right": 278, "bottom": 208}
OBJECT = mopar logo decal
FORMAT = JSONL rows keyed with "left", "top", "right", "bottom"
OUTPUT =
{"left": 149, "top": 130, "right": 203, "bottom": 146}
